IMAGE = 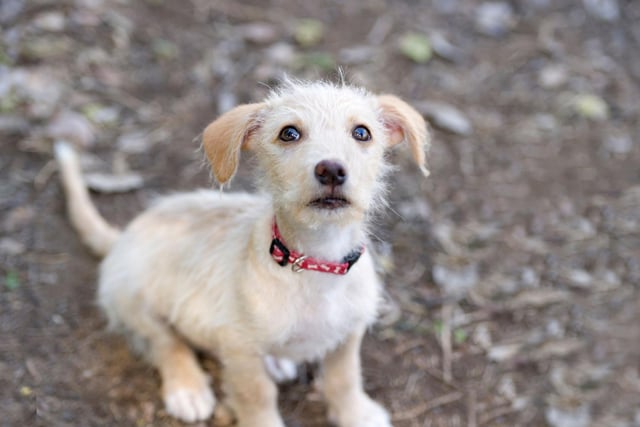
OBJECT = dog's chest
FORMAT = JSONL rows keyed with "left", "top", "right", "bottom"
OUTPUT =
{"left": 258, "top": 276, "right": 378, "bottom": 361}
{"left": 276, "top": 294, "right": 356, "bottom": 360}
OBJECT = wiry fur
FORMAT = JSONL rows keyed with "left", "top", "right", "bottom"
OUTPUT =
{"left": 55, "top": 80, "right": 430, "bottom": 427}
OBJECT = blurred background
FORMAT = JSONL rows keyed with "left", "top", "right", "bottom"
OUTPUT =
{"left": 1, "top": 0, "right": 639, "bottom": 426}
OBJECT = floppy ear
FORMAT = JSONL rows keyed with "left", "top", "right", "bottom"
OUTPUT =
{"left": 202, "top": 103, "right": 264, "bottom": 184}
{"left": 377, "top": 95, "right": 430, "bottom": 176}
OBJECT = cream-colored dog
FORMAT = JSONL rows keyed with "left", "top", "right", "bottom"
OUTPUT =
{"left": 55, "top": 80, "right": 429, "bottom": 427}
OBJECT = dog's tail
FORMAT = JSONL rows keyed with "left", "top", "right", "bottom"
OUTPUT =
{"left": 54, "top": 142, "right": 120, "bottom": 257}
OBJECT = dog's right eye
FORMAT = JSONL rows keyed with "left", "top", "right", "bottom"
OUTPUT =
{"left": 279, "top": 126, "right": 301, "bottom": 142}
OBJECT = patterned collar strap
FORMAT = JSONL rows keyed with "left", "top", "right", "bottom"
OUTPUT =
{"left": 269, "top": 221, "right": 364, "bottom": 275}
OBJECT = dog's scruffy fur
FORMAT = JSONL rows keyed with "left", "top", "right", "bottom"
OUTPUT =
{"left": 55, "top": 80, "right": 430, "bottom": 427}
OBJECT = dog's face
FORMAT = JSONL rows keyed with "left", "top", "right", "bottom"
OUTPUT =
{"left": 202, "top": 81, "right": 429, "bottom": 225}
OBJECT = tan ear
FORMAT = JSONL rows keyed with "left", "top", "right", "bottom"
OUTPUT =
{"left": 202, "top": 103, "right": 264, "bottom": 184}
{"left": 377, "top": 95, "right": 430, "bottom": 176}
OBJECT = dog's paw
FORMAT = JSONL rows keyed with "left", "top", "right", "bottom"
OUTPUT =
{"left": 328, "top": 394, "right": 391, "bottom": 427}
{"left": 263, "top": 355, "right": 298, "bottom": 383}
{"left": 164, "top": 386, "right": 216, "bottom": 423}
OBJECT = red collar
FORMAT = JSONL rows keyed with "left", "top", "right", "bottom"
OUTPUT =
{"left": 269, "top": 221, "right": 364, "bottom": 275}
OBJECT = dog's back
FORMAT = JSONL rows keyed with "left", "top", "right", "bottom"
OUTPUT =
{"left": 98, "top": 190, "right": 268, "bottom": 337}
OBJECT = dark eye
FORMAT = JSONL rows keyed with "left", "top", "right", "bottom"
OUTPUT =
{"left": 279, "top": 126, "right": 301, "bottom": 142}
{"left": 352, "top": 125, "right": 371, "bottom": 142}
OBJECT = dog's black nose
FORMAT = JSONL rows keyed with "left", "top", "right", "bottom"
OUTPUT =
{"left": 314, "top": 160, "right": 347, "bottom": 186}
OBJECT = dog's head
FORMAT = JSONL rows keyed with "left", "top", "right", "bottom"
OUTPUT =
{"left": 202, "top": 81, "right": 429, "bottom": 225}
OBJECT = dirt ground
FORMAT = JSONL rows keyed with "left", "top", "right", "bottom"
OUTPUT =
{"left": 2, "top": 0, "right": 640, "bottom": 426}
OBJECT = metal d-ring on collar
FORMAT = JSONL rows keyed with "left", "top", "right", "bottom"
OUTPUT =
{"left": 291, "top": 255, "right": 309, "bottom": 273}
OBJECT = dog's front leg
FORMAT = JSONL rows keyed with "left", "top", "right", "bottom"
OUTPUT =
{"left": 321, "top": 326, "right": 392, "bottom": 427}
{"left": 221, "top": 350, "right": 285, "bottom": 427}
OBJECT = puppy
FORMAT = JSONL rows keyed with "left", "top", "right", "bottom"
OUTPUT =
{"left": 55, "top": 80, "right": 430, "bottom": 427}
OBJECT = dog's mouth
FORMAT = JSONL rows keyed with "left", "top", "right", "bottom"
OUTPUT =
{"left": 309, "top": 195, "right": 350, "bottom": 210}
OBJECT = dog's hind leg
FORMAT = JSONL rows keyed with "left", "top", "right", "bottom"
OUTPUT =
{"left": 155, "top": 338, "right": 216, "bottom": 422}
{"left": 123, "top": 311, "right": 216, "bottom": 423}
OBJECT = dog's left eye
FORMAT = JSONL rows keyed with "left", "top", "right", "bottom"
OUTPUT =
{"left": 352, "top": 125, "right": 371, "bottom": 142}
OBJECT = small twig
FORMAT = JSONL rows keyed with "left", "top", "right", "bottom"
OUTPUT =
{"left": 413, "top": 356, "right": 457, "bottom": 389}
{"left": 393, "top": 338, "right": 426, "bottom": 356}
{"left": 24, "top": 252, "right": 69, "bottom": 265}
{"left": 191, "top": 0, "right": 287, "bottom": 22}
{"left": 479, "top": 405, "right": 520, "bottom": 426}
{"left": 441, "top": 303, "right": 453, "bottom": 383}
{"left": 467, "top": 389, "right": 477, "bottom": 427}
{"left": 392, "top": 391, "right": 464, "bottom": 422}
{"left": 34, "top": 159, "right": 58, "bottom": 191}
{"left": 452, "top": 309, "right": 492, "bottom": 328}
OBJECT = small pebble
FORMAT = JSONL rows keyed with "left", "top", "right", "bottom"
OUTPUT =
{"left": 266, "top": 43, "right": 296, "bottom": 65}
{"left": 565, "top": 269, "right": 593, "bottom": 289}
{"left": 539, "top": 64, "right": 568, "bottom": 89}
{"left": 475, "top": 2, "right": 515, "bottom": 37}
{"left": 433, "top": 260, "right": 478, "bottom": 300}
{"left": 546, "top": 402, "right": 591, "bottom": 427}
{"left": 117, "top": 132, "right": 150, "bottom": 154}
{"left": 240, "top": 22, "right": 278, "bottom": 45}
{"left": 603, "top": 133, "right": 633, "bottom": 154}
{"left": 416, "top": 101, "right": 472, "bottom": 135}
{"left": 583, "top": 0, "right": 619, "bottom": 22}
{"left": 33, "top": 12, "right": 66, "bottom": 32}
{"left": 0, "top": 237, "right": 26, "bottom": 256}
{"left": 430, "top": 32, "right": 464, "bottom": 63}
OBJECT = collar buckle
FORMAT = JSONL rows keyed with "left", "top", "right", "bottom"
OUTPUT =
{"left": 291, "top": 256, "right": 308, "bottom": 273}
{"left": 269, "top": 237, "right": 290, "bottom": 267}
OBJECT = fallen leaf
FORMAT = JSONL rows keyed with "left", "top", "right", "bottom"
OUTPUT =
{"left": 294, "top": 19, "right": 324, "bottom": 48}
{"left": 454, "top": 328, "right": 468, "bottom": 344}
{"left": 19, "top": 386, "right": 32, "bottom": 397}
{"left": 152, "top": 38, "right": 178, "bottom": 61}
{"left": 508, "top": 289, "right": 570, "bottom": 309}
{"left": 296, "top": 52, "right": 335, "bottom": 71}
{"left": 5, "top": 271, "right": 20, "bottom": 290}
{"left": 573, "top": 94, "right": 609, "bottom": 121}
{"left": 398, "top": 32, "right": 432, "bottom": 64}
